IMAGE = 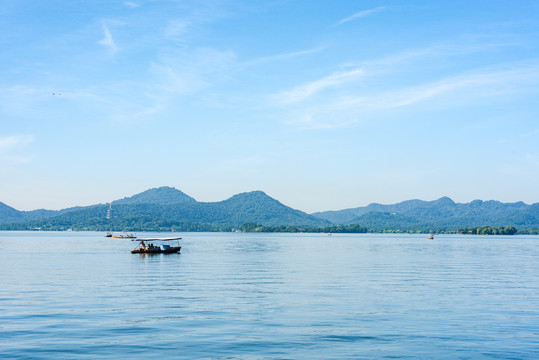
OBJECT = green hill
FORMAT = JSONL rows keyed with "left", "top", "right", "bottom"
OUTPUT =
{"left": 0, "top": 190, "right": 329, "bottom": 231}
{"left": 112, "top": 186, "right": 196, "bottom": 205}
{"left": 313, "top": 197, "right": 537, "bottom": 231}
{"left": 0, "top": 202, "right": 23, "bottom": 223}
{"left": 0, "top": 201, "right": 63, "bottom": 224}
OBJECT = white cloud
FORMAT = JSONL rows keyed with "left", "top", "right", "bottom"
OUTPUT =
{"left": 110, "top": 102, "right": 166, "bottom": 124}
{"left": 335, "top": 7, "right": 388, "bottom": 26}
{"left": 149, "top": 47, "right": 237, "bottom": 95}
{"left": 124, "top": 1, "right": 140, "bottom": 8}
{"left": 277, "top": 68, "right": 364, "bottom": 104}
{"left": 99, "top": 47, "right": 238, "bottom": 124}
{"left": 98, "top": 24, "right": 117, "bottom": 52}
{"left": 164, "top": 19, "right": 191, "bottom": 39}
{"left": 245, "top": 47, "right": 326, "bottom": 66}
{"left": 345, "top": 39, "right": 523, "bottom": 70}
{"left": 0, "top": 135, "right": 33, "bottom": 152}
{"left": 367, "top": 61, "right": 539, "bottom": 109}
{"left": 0, "top": 135, "right": 34, "bottom": 163}
{"left": 279, "top": 60, "right": 539, "bottom": 129}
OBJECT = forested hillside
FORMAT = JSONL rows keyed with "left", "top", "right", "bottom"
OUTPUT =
{"left": 1, "top": 188, "right": 538, "bottom": 233}
{"left": 313, "top": 197, "right": 539, "bottom": 231}
{"left": 0, "top": 189, "right": 328, "bottom": 231}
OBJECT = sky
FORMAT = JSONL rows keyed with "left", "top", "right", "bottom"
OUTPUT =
{"left": 1, "top": 0, "right": 539, "bottom": 213}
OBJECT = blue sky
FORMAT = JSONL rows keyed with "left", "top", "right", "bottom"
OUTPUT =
{"left": 1, "top": 0, "right": 539, "bottom": 212}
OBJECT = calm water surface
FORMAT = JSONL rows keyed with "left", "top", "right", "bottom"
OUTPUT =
{"left": 1, "top": 232, "right": 538, "bottom": 359}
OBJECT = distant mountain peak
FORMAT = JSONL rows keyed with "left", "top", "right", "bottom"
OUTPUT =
{"left": 230, "top": 190, "right": 269, "bottom": 198}
{"left": 224, "top": 190, "right": 280, "bottom": 204}
{"left": 112, "top": 186, "right": 197, "bottom": 205}
{"left": 433, "top": 196, "right": 455, "bottom": 205}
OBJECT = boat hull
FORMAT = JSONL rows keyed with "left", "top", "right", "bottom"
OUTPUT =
{"left": 131, "top": 246, "right": 181, "bottom": 254}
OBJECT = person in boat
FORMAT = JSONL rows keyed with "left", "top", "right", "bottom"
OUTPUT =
{"left": 140, "top": 241, "right": 146, "bottom": 250}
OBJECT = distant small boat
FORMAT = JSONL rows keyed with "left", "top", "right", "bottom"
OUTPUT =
{"left": 105, "top": 233, "right": 112, "bottom": 238}
{"left": 131, "top": 237, "right": 182, "bottom": 254}
{"left": 428, "top": 234, "right": 434, "bottom": 240}
{"left": 111, "top": 233, "right": 136, "bottom": 239}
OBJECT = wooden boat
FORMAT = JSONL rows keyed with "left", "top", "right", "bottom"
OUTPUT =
{"left": 131, "top": 237, "right": 182, "bottom": 254}
{"left": 428, "top": 234, "right": 434, "bottom": 240}
{"left": 112, "top": 233, "right": 136, "bottom": 239}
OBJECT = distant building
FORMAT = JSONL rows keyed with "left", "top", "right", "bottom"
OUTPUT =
{"left": 106, "top": 204, "right": 114, "bottom": 219}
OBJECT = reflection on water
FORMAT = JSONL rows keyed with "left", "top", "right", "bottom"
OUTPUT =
{"left": 0, "top": 231, "right": 538, "bottom": 359}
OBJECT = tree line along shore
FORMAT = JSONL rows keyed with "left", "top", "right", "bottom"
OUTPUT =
{"left": 1, "top": 222, "right": 534, "bottom": 235}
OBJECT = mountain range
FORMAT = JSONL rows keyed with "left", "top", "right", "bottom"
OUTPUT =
{"left": 1, "top": 186, "right": 539, "bottom": 232}
{"left": 0, "top": 187, "right": 329, "bottom": 231}
{"left": 313, "top": 197, "right": 539, "bottom": 230}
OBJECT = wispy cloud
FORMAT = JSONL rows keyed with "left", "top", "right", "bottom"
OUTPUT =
{"left": 335, "top": 7, "right": 388, "bottom": 26}
{"left": 0, "top": 135, "right": 34, "bottom": 163}
{"left": 245, "top": 46, "right": 326, "bottom": 66}
{"left": 164, "top": 19, "right": 191, "bottom": 40}
{"left": 367, "top": 61, "right": 539, "bottom": 109}
{"left": 344, "top": 38, "right": 523, "bottom": 69}
{"left": 0, "top": 135, "right": 33, "bottom": 152}
{"left": 149, "top": 47, "right": 237, "bottom": 95}
{"left": 124, "top": 1, "right": 140, "bottom": 8}
{"left": 277, "top": 68, "right": 364, "bottom": 104}
{"left": 271, "top": 33, "right": 539, "bottom": 129}
{"left": 283, "top": 107, "right": 358, "bottom": 130}
{"left": 98, "top": 24, "right": 117, "bottom": 52}
{"left": 109, "top": 99, "right": 167, "bottom": 124}
{"left": 279, "top": 60, "right": 539, "bottom": 129}
{"left": 99, "top": 47, "right": 239, "bottom": 124}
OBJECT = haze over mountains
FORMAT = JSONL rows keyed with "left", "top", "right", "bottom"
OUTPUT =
{"left": 1, "top": 186, "right": 538, "bottom": 232}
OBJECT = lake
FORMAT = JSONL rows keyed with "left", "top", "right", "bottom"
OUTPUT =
{"left": 1, "top": 231, "right": 538, "bottom": 359}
